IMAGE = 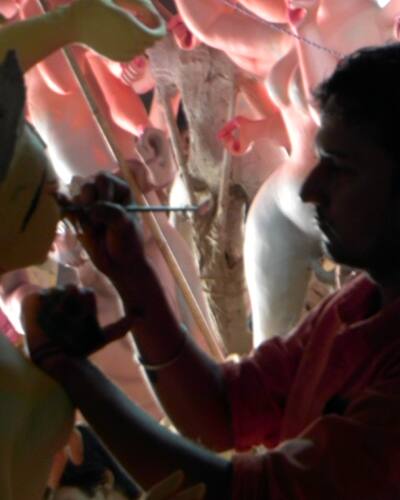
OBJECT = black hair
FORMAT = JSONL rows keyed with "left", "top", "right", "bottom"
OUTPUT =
{"left": 59, "top": 424, "right": 139, "bottom": 498}
{"left": 313, "top": 43, "right": 400, "bottom": 165}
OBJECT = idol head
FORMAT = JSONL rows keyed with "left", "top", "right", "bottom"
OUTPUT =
{"left": 0, "top": 51, "right": 60, "bottom": 273}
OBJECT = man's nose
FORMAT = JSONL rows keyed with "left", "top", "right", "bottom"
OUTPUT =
{"left": 300, "top": 163, "right": 326, "bottom": 205}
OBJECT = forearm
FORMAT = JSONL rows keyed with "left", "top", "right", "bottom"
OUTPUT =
{"left": 50, "top": 356, "right": 233, "bottom": 497}
{"left": 115, "top": 0, "right": 162, "bottom": 29}
{"left": 115, "top": 265, "right": 234, "bottom": 451}
{"left": 0, "top": 7, "right": 73, "bottom": 72}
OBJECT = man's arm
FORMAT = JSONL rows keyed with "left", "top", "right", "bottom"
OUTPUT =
{"left": 44, "top": 354, "right": 233, "bottom": 497}
{"left": 22, "top": 282, "right": 232, "bottom": 496}
{"left": 71, "top": 176, "right": 236, "bottom": 451}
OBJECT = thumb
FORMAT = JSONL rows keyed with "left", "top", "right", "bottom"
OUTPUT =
{"left": 173, "top": 483, "right": 206, "bottom": 500}
{"left": 146, "top": 470, "right": 185, "bottom": 500}
{"left": 102, "top": 315, "right": 134, "bottom": 344}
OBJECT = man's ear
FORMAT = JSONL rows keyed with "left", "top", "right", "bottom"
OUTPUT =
{"left": 0, "top": 50, "right": 25, "bottom": 182}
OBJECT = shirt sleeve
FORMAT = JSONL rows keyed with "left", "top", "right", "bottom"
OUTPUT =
{"left": 221, "top": 317, "right": 313, "bottom": 451}
{"left": 231, "top": 369, "right": 400, "bottom": 499}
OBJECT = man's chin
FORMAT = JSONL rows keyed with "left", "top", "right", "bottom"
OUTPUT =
{"left": 321, "top": 240, "right": 354, "bottom": 269}
{"left": 322, "top": 240, "right": 373, "bottom": 272}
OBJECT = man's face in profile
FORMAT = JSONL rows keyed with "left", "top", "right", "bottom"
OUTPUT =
{"left": 301, "top": 100, "right": 399, "bottom": 273}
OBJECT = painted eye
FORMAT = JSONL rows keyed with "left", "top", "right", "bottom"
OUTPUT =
{"left": 20, "top": 169, "right": 47, "bottom": 232}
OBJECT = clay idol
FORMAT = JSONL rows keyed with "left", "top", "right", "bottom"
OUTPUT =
{"left": 0, "top": 50, "right": 60, "bottom": 271}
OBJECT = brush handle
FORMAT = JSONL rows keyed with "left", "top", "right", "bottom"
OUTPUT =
{"left": 62, "top": 204, "right": 198, "bottom": 214}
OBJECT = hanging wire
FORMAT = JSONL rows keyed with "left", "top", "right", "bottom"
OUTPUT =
{"left": 219, "top": 0, "right": 344, "bottom": 59}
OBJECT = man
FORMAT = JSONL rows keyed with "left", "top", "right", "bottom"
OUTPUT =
{"left": 24, "top": 43, "right": 400, "bottom": 498}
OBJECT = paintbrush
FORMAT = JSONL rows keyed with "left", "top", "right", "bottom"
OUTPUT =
{"left": 61, "top": 203, "right": 199, "bottom": 215}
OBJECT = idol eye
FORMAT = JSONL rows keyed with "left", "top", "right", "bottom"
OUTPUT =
{"left": 20, "top": 169, "right": 47, "bottom": 232}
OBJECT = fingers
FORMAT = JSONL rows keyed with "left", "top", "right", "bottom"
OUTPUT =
{"left": 48, "top": 425, "right": 84, "bottom": 489}
{"left": 146, "top": 470, "right": 184, "bottom": 500}
{"left": 136, "top": 127, "right": 165, "bottom": 160}
{"left": 77, "top": 201, "right": 146, "bottom": 284}
{"left": 286, "top": 0, "right": 319, "bottom": 25}
{"left": 32, "top": 286, "right": 107, "bottom": 357}
{"left": 25, "top": 285, "right": 131, "bottom": 359}
{"left": 21, "top": 292, "right": 49, "bottom": 352}
{"left": 125, "top": 158, "right": 157, "bottom": 193}
{"left": 48, "top": 448, "right": 68, "bottom": 489}
{"left": 121, "top": 56, "right": 148, "bottom": 84}
{"left": 168, "top": 14, "right": 199, "bottom": 50}
{"left": 217, "top": 118, "right": 246, "bottom": 156}
{"left": 67, "top": 426, "right": 84, "bottom": 466}
{"left": 81, "top": 201, "right": 144, "bottom": 262}
{"left": 287, "top": 7, "right": 307, "bottom": 25}
{"left": 75, "top": 172, "right": 132, "bottom": 207}
{"left": 144, "top": 471, "right": 206, "bottom": 500}
{"left": 167, "top": 15, "right": 182, "bottom": 33}
{"left": 42, "top": 285, "right": 98, "bottom": 321}
{"left": 217, "top": 118, "right": 240, "bottom": 140}
{"left": 84, "top": 201, "right": 134, "bottom": 232}
{"left": 172, "top": 483, "right": 206, "bottom": 500}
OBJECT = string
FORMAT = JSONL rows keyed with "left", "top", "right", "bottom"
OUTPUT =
{"left": 219, "top": 0, "right": 344, "bottom": 59}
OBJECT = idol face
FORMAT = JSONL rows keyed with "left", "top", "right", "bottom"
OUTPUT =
{"left": 0, "top": 122, "right": 60, "bottom": 273}
{"left": 0, "top": 50, "right": 61, "bottom": 273}
{"left": 301, "top": 103, "right": 399, "bottom": 274}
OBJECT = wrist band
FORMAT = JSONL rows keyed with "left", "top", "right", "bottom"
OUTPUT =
{"left": 137, "top": 324, "right": 188, "bottom": 371}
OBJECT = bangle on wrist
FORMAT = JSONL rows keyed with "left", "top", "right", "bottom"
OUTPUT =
{"left": 137, "top": 323, "right": 188, "bottom": 371}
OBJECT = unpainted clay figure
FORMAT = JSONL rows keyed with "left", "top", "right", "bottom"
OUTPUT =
{"left": 244, "top": 0, "right": 396, "bottom": 345}
{"left": 173, "top": 0, "right": 291, "bottom": 77}
{"left": 4, "top": 0, "right": 163, "bottom": 181}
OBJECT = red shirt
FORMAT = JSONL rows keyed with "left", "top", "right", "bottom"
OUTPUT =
{"left": 222, "top": 274, "right": 400, "bottom": 499}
